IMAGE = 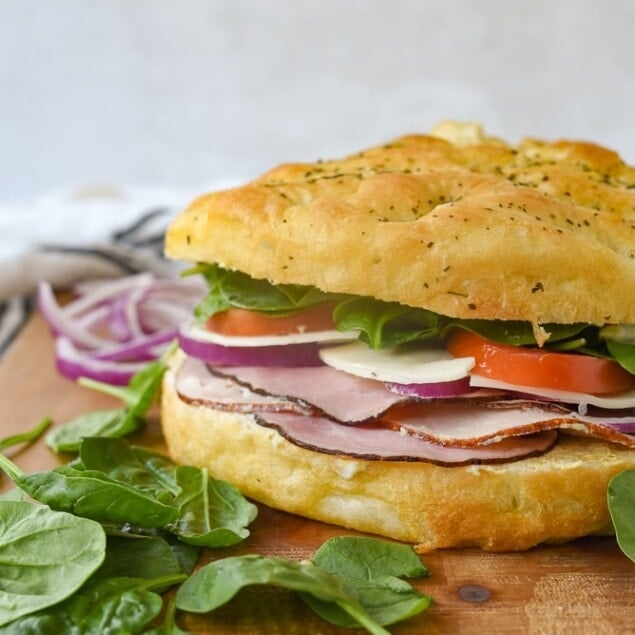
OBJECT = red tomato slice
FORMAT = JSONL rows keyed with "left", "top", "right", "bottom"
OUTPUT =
{"left": 446, "top": 329, "right": 634, "bottom": 395}
{"left": 206, "top": 303, "right": 337, "bottom": 337}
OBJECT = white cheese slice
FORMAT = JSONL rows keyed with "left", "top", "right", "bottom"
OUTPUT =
{"left": 319, "top": 341, "right": 475, "bottom": 384}
{"left": 182, "top": 322, "right": 359, "bottom": 347}
{"left": 469, "top": 374, "right": 635, "bottom": 410}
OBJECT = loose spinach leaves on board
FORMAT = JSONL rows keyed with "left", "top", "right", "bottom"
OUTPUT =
{"left": 1, "top": 427, "right": 435, "bottom": 634}
{"left": 77, "top": 437, "right": 258, "bottom": 547}
{"left": 169, "top": 465, "right": 257, "bottom": 547}
{"left": 98, "top": 533, "right": 198, "bottom": 580}
{"left": 46, "top": 345, "right": 174, "bottom": 453}
{"left": 5, "top": 436, "right": 258, "bottom": 548}
{"left": 0, "top": 574, "right": 186, "bottom": 635}
{"left": 0, "top": 435, "right": 254, "bottom": 632}
{"left": 0, "top": 501, "right": 106, "bottom": 628}
{"left": 175, "top": 536, "right": 432, "bottom": 635}
{"left": 16, "top": 462, "right": 180, "bottom": 528}
{"left": 608, "top": 469, "right": 635, "bottom": 562}
{"left": 304, "top": 536, "right": 431, "bottom": 628}
{"left": 45, "top": 409, "right": 142, "bottom": 454}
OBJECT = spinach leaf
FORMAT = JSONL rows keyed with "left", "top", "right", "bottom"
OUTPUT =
{"left": 607, "top": 470, "right": 635, "bottom": 562}
{"left": 334, "top": 297, "right": 440, "bottom": 349}
{"left": 99, "top": 527, "right": 200, "bottom": 580}
{"left": 77, "top": 438, "right": 257, "bottom": 546}
{"left": 98, "top": 534, "right": 187, "bottom": 580}
{"left": 15, "top": 463, "right": 179, "bottom": 528}
{"left": 45, "top": 409, "right": 142, "bottom": 454}
{"left": 0, "top": 489, "right": 23, "bottom": 502}
{"left": 304, "top": 536, "right": 431, "bottom": 627}
{"left": 0, "top": 575, "right": 186, "bottom": 635}
{"left": 0, "top": 416, "right": 51, "bottom": 452}
{"left": 0, "top": 501, "right": 106, "bottom": 627}
{"left": 143, "top": 597, "right": 190, "bottom": 635}
{"left": 605, "top": 340, "right": 635, "bottom": 374}
{"left": 188, "top": 263, "right": 334, "bottom": 320}
{"left": 76, "top": 343, "right": 175, "bottom": 417}
{"left": 174, "top": 554, "right": 391, "bottom": 635}
{"left": 79, "top": 437, "right": 180, "bottom": 501}
{"left": 168, "top": 465, "right": 258, "bottom": 547}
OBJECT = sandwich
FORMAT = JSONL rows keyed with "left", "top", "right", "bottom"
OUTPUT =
{"left": 161, "top": 121, "right": 635, "bottom": 552}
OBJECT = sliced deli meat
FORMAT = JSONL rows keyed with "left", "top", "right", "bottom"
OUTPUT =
{"left": 175, "top": 359, "right": 634, "bottom": 460}
{"left": 383, "top": 401, "right": 635, "bottom": 447}
{"left": 211, "top": 364, "right": 496, "bottom": 422}
{"left": 176, "top": 356, "right": 312, "bottom": 414}
{"left": 255, "top": 411, "right": 559, "bottom": 464}
{"left": 211, "top": 364, "right": 408, "bottom": 422}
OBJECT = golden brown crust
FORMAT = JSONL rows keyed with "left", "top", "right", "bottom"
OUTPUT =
{"left": 162, "top": 352, "right": 635, "bottom": 551}
{"left": 165, "top": 121, "right": 635, "bottom": 325}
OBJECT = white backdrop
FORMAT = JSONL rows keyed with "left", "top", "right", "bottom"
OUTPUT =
{"left": 1, "top": 0, "right": 634, "bottom": 201}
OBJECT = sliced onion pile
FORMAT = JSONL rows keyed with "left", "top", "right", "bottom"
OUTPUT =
{"left": 38, "top": 274, "right": 206, "bottom": 384}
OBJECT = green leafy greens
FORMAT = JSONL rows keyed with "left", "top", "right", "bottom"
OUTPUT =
{"left": 305, "top": 536, "right": 432, "bottom": 628}
{"left": 0, "top": 416, "right": 51, "bottom": 453}
{"left": 0, "top": 575, "right": 186, "bottom": 635}
{"left": 175, "top": 536, "right": 432, "bottom": 634}
{"left": 0, "top": 431, "right": 433, "bottom": 633}
{"left": 0, "top": 434, "right": 258, "bottom": 632}
{"left": 187, "top": 263, "right": 333, "bottom": 319}
{"left": 188, "top": 263, "right": 635, "bottom": 372}
{"left": 0, "top": 501, "right": 106, "bottom": 627}
{"left": 607, "top": 470, "right": 635, "bottom": 562}
{"left": 5, "top": 437, "right": 258, "bottom": 547}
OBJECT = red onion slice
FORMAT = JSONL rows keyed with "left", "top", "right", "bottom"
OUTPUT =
{"left": 385, "top": 377, "right": 473, "bottom": 398}
{"left": 92, "top": 329, "right": 177, "bottom": 362}
{"left": 177, "top": 328, "right": 324, "bottom": 367}
{"left": 38, "top": 281, "right": 113, "bottom": 348}
{"left": 55, "top": 336, "right": 149, "bottom": 385}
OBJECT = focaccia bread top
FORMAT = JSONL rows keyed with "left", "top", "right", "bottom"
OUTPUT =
{"left": 165, "top": 122, "right": 635, "bottom": 325}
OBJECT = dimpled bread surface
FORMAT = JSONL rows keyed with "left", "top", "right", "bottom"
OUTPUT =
{"left": 165, "top": 121, "right": 635, "bottom": 325}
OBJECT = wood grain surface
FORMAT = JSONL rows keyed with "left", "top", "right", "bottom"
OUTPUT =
{"left": 1, "top": 311, "right": 633, "bottom": 634}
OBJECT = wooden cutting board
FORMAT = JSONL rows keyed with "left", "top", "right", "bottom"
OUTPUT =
{"left": 1, "top": 311, "right": 633, "bottom": 634}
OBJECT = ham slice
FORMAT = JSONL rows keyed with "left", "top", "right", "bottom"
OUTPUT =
{"left": 211, "top": 364, "right": 405, "bottom": 422}
{"left": 176, "top": 356, "right": 311, "bottom": 414}
{"left": 383, "top": 400, "right": 635, "bottom": 447}
{"left": 255, "top": 411, "right": 559, "bottom": 464}
{"left": 211, "top": 364, "right": 497, "bottom": 422}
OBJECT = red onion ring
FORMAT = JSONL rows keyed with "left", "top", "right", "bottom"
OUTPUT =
{"left": 177, "top": 328, "right": 324, "bottom": 367}
{"left": 55, "top": 336, "right": 150, "bottom": 385}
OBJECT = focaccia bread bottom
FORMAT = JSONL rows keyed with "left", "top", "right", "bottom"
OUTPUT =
{"left": 162, "top": 353, "right": 635, "bottom": 552}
